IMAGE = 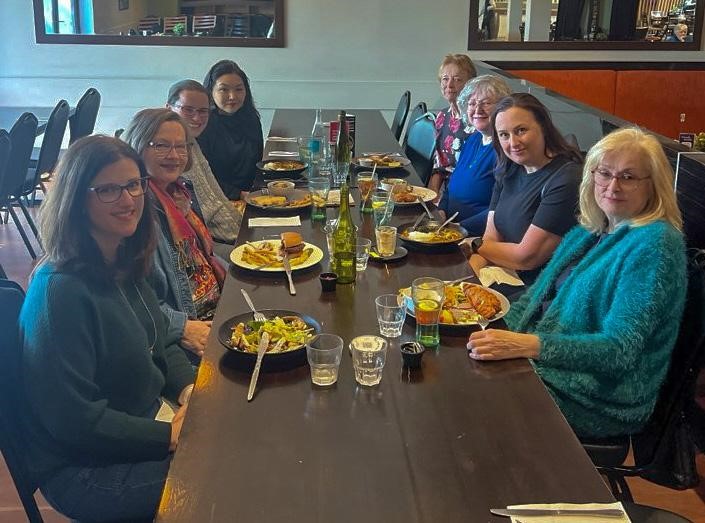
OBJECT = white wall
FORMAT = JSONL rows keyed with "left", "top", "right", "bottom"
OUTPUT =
{"left": 1, "top": 0, "right": 703, "bottom": 138}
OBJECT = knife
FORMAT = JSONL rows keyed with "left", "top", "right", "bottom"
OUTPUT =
{"left": 490, "top": 508, "right": 626, "bottom": 518}
{"left": 247, "top": 332, "right": 270, "bottom": 401}
{"left": 282, "top": 252, "right": 296, "bottom": 295}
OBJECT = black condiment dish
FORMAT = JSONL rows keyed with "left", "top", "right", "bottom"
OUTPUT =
{"left": 400, "top": 341, "right": 425, "bottom": 369}
{"left": 320, "top": 272, "right": 338, "bottom": 292}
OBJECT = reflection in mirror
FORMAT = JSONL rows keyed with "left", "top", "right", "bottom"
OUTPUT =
{"left": 34, "top": 0, "right": 284, "bottom": 47}
{"left": 471, "top": 0, "right": 702, "bottom": 48}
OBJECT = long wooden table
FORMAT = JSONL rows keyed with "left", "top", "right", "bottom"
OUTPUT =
{"left": 156, "top": 109, "right": 613, "bottom": 523}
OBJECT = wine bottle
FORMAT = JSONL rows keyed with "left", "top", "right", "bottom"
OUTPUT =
{"left": 334, "top": 110, "right": 351, "bottom": 184}
{"left": 332, "top": 180, "right": 356, "bottom": 284}
{"left": 311, "top": 108, "right": 324, "bottom": 150}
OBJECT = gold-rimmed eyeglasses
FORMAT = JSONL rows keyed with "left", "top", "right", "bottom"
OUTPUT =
{"left": 147, "top": 141, "right": 190, "bottom": 157}
{"left": 88, "top": 177, "right": 149, "bottom": 203}
{"left": 592, "top": 169, "right": 650, "bottom": 191}
{"left": 467, "top": 99, "right": 495, "bottom": 110}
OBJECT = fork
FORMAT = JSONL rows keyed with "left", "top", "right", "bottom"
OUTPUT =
{"left": 241, "top": 289, "right": 267, "bottom": 322}
{"left": 477, "top": 313, "right": 490, "bottom": 331}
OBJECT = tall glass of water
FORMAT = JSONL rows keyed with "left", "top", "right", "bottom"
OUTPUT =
{"left": 411, "top": 277, "right": 445, "bottom": 348}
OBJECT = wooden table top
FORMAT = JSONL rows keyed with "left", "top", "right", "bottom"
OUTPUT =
{"left": 156, "top": 109, "right": 613, "bottom": 523}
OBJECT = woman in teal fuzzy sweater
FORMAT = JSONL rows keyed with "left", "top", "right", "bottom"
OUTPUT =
{"left": 467, "top": 128, "right": 687, "bottom": 438}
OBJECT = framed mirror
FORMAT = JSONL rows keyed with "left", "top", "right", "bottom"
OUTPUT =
{"left": 33, "top": 0, "right": 285, "bottom": 47}
{"left": 468, "top": 0, "right": 703, "bottom": 50}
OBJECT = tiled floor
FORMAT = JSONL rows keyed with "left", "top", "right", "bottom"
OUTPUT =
{"left": 1, "top": 207, "right": 704, "bottom": 522}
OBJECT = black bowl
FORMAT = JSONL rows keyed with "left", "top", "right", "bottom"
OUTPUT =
{"left": 218, "top": 309, "right": 321, "bottom": 372}
{"left": 397, "top": 221, "right": 468, "bottom": 252}
{"left": 256, "top": 160, "right": 308, "bottom": 179}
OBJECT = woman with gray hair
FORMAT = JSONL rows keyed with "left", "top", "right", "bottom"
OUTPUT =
{"left": 437, "top": 75, "right": 512, "bottom": 235}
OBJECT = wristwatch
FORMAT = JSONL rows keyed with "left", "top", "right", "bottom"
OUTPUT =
{"left": 470, "top": 236, "right": 483, "bottom": 254}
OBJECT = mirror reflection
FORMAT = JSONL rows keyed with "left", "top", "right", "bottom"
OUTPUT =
{"left": 477, "top": 0, "right": 699, "bottom": 43}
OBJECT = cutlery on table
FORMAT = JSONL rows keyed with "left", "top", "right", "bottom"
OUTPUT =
{"left": 247, "top": 331, "right": 270, "bottom": 401}
{"left": 282, "top": 253, "right": 296, "bottom": 295}
{"left": 490, "top": 508, "right": 626, "bottom": 518}
{"left": 433, "top": 211, "right": 459, "bottom": 235}
{"left": 241, "top": 289, "right": 267, "bottom": 322}
{"left": 417, "top": 194, "right": 434, "bottom": 219}
{"left": 266, "top": 136, "right": 297, "bottom": 142}
{"left": 409, "top": 212, "right": 427, "bottom": 232}
{"left": 448, "top": 274, "right": 476, "bottom": 285}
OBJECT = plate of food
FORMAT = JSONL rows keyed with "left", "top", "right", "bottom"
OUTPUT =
{"left": 246, "top": 189, "right": 312, "bottom": 211}
{"left": 399, "top": 282, "right": 509, "bottom": 334}
{"left": 398, "top": 221, "right": 467, "bottom": 251}
{"left": 230, "top": 233, "right": 324, "bottom": 272}
{"left": 352, "top": 153, "right": 411, "bottom": 172}
{"left": 390, "top": 185, "right": 437, "bottom": 206}
{"left": 218, "top": 310, "right": 321, "bottom": 371}
{"left": 256, "top": 159, "right": 308, "bottom": 179}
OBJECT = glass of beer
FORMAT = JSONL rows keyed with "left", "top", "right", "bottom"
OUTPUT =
{"left": 375, "top": 225, "right": 397, "bottom": 257}
{"left": 411, "top": 277, "right": 445, "bottom": 348}
{"left": 308, "top": 176, "right": 330, "bottom": 221}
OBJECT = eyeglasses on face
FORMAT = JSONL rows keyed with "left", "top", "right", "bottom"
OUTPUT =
{"left": 147, "top": 141, "right": 190, "bottom": 157}
{"left": 467, "top": 99, "right": 495, "bottom": 110}
{"left": 88, "top": 177, "right": 149, "bottom": 203}
{"left": 173, "top": 104, "right": 210, "bottom": 118}
{"left": 592, "top": 169, "right": 650, "bottom": 191}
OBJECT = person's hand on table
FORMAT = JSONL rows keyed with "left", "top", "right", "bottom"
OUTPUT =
{"left": 232, "top": 200, "right": 246, "bottom": 213}
{"left": 466, "top": 329, "right": 541, "bottom": 360}
{"left": 181, "top": 320, "right": 212, "bottom": 357}
{"left": 169, "top": 403, "right": 189, "bottom": 451}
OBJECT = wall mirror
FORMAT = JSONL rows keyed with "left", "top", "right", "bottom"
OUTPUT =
{"left": 33, "top": 0, "right": 285, "bottom": 47}
{"left": 468, "top": 0, "right": 703, "bottom": 50}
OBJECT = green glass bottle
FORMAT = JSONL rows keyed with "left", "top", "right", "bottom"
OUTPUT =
{"left": 332, "top": 181, "right": 356, "bottom": 284}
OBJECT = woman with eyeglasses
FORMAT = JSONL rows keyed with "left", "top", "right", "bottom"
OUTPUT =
{"left": 198, "top": 60, "right": 263, "bottom": 200}
{"left": 20, "top": 136, "right": 195, "bottom": 521}
{"left": 166, "top": 79, "right": 243, "bottom": 245}
{"left": 467, "top": 127, "right": 686, "bottom": 438}
{"left": 466, "top": 93, "right": 583, "bottom": 287}
{"left": 123, "top": 109, "right": 226, "bottom": 362}
{"left": 437, "top": 75, "right": 511, "bottom": 235}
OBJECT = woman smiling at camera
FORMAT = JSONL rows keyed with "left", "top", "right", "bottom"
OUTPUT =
{"left": 467, "top": 127, "right": 687, "bottom": 438}
{"left": 20, "top": 136, "right": 194, "bottom": 522}
{"left": 467, "top": 93, "right": 583, "bottom": 286}
{"left": 123, "top": 109, "right": 226, "bottom": 362}
{"left": 198, "top": 60, "right": 264, "bottom": 200}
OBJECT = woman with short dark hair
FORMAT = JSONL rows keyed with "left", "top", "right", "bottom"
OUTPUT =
{"left": 198, "top": 60, "right": 263, "bottom": 200}
{"left": 20, "top": 135, "right": 194, "bottom": 521}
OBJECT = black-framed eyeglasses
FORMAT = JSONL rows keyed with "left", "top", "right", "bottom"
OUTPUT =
{"left": 592, "top": 169, "right": 650, "bottom": 191}
{"left": 147, "top": 141, "right": 190, "bottom": 157}
{"left": 88, "top": 177, "right": 149, "bottom": 203}
{"left": 173, "top": 103, "right": 210, "bottom": 118}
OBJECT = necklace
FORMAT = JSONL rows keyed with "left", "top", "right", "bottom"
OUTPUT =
{"left": 117, "top": 281, "right": 157, "bottom": 353}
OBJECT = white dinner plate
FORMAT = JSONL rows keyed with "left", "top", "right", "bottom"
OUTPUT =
{"left": 230, "top": 240, "right": 324, "bottom": 272}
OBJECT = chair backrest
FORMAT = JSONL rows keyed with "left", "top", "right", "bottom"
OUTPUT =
{"left": 28, "top": 100, "right": 69, "bottom": 193}
{"left": 192, "top": 14, "right": 217, "bottom": 35}
{"left": 402, "top": 101, "right": 427, "bottom": 149}
{"left": 138, "top": 16, "right": 162, "bottom": 34}
{"left": 390, "top": 90, "right": 411, "bottom": 142}
{"left": 69, "top": 88, "right": 101, "bottom": 145}
{"left": 0, "top": 279, "right": 43, "bottom": 522}
{"left": 1, "top": 113, "right": 38, "bottom": 200}
{"left": 163, "top": 15, "right": 188, "bottom": 34}
{"left": 404, "top": 112, "right": 436, "bottom": 186}
{"left": 631, "top": 248, "right": 705, "bottom": 489}
{"left": 250, "top": 13, "right": 274, "bottom": 37}
{"left": 0, "top": 130, "right": 10, "bottom": 202}
{"left": 226, "top": 14, "right": 248, "bottom": 36}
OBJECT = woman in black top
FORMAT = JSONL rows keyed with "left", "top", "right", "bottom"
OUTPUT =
{"left": 467, "top": 93, "right": 583, "bottom": 285}
{"left": 198, "top": 60, "right": 263, "bottom": 200}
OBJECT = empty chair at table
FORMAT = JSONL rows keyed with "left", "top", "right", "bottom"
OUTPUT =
{"left": 390, "top": 90, "right": 410, "bottom": 142}
{"left": 69, "top": 87, "right": 101, "bottom": 144}
{"left": 402, "top": 100, "right": 427, "bottom": 149}
{"left": 138, "top": 15, "right": 162, "bottom": 34}
{"left": 163, "top": 15, "right": 188, "bottom": 34}
{"left": 404, "top": 112, "right": 436, "bottom": 186}
{"left": 192, "top": 14, "right": 217, "bottom": 36}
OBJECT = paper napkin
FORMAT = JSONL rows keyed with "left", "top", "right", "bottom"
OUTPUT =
{"left": 506, "top": 502, "right": 631, "bottom": 522}
{"left": 327, "top": 190, "right": 356, "bottom": 206}
{"left": 478, "top": 266, "right": 525, "bottom": 287}
{"left": 248, "top": 216, "right": 302, "bottom": 227}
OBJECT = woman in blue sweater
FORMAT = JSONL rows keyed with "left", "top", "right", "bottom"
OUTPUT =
{"left": 437, "top": 75, "right": 511, "bottom": 235}
{"left": 467, "top": 128, "right": 687, "bottom": 438}
{"left": 20, "top": 136, "right": 195, "bottom": 521}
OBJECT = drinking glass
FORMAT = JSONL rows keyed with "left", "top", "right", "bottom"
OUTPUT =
{"left": 350, "top": 335, "right": 388, "bottom": 386}
{"left": 308, "top": 176, "right": 330, "bottom": 221}
{"left": 297, "top": 136, "right": 313, "bottom": 165}
{"left": 411, "top": 277, "right": 445, "bottom": 348}
{"left": 323, "top": 219, "right": 337, "bottom": 257}
{"left": 375, "top": 225, "right": 397, "bottom": 256}
{"left": 371, "top": 190, "right": 394, "bottom": 227}
{"left": 355, "top": 238, "right": 372, "bottom": 271}
{"left": 375, "top": 294, "right": 407, "bottom": 338}
{"left": 306, "top": 334, "right": 344, "bottom": 386}
{"left": 357, "top": 171, "right": 377, "bottom": 214}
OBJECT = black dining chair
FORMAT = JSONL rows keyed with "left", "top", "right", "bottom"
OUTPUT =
{"left": 402, "top": 101, "right": 428, "bottom": 149}
{"left": 0, "top": 114, "right": 39, "bottom": 258}
{"left": 403, "top": 111, "right": 436, "bottom": 186}
{"left": 582, "top": 248, "right": 705, "bottom": 502}
{"left": 390, "top": 90, "right": 411, "bottom": 142}
{"left": 0, "top": 278, "right": 45, "bottom": 523}
{"left": 0, "top": 129, "right": 11, "bottom": 225}
{"left": 69, "top": 88, "right": 101, "bottom": 145}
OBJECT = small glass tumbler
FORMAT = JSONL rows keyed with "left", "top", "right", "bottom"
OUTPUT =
{"left": 308, "top": 176, "right": 330, "bottom": 221}
{"left": 350, "top": 335, "right": 388, "bottom": 386}
{"left": 355, "top": 238, "right": 372, "bottom": 271}
{"left": 323, "top": 219, "right": 337, "bottom": 258}
{"left": 306, "top": 333, "right": 344, "bottom": 386}
{"left": 375, "top": 225, "right": 397, "bottom": 257}
{"left": 371, "top": 190, "right": 395, "bottom": 227}
{"left": 411, "top": 277, "right": 445, "bottom": 348}
{"left": 375, "top": 294, "right": 407, "bottom": 338}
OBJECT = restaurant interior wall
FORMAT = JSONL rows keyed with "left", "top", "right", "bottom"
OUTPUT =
{"left": 1, "top": 0, "right": 705, "bottom": 141}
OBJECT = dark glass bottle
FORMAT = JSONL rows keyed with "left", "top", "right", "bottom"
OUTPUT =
{"left": 332, "top": 180, "right": 356, "bottom": 284}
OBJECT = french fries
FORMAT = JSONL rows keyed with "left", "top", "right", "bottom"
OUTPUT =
{"left": 241, "top": 241, "right": 313, "bottom": 268}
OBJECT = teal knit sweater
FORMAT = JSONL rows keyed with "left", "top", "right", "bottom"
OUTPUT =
{"left": 505, "top": 221, "right": 686, "bottom": 438}
{"left": 20, "top": 264, "right": 195, "bottom": 481}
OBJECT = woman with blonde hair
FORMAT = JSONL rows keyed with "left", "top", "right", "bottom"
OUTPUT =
{"left": 467, "top": 127, "right": 687, "bottom": 439}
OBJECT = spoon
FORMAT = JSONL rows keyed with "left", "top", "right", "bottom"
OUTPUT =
{"left": 433, "top": 211, "right": 459, "bottom": 234}
{"left": 417, "top": 194, "right": 434, "bottom": 219}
